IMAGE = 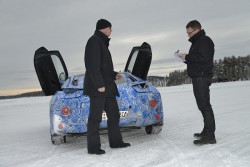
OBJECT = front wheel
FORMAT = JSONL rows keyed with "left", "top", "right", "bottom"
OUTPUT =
{"left": 145, "top": 125, "right": 162, "bottom": 134}
{"left": 51, "top": 135, "right": 66, "bottom": 145}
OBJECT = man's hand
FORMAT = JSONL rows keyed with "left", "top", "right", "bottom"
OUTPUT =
{"left": 115, "top": 74, "right": 122, "bottom": 80}
{"left": 98, "top": 87, "right": 105, "bottom": 92}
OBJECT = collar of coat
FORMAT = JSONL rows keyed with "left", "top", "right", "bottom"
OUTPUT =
{"left": 94, "top": 30, "right": 111, "bottom": 47}
{"left": 188, "top": 29, "right": 206, "bottom": 43}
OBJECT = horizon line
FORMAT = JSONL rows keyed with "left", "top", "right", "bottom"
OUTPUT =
{"left": 0, "top": 88, "right": 42, "bottom": 96}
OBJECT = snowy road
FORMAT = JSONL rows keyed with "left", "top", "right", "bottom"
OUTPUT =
{"left": 1, "top": 81, "right": 250, "bottom": 167}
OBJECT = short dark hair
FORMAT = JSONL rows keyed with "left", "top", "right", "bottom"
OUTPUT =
{"left": 186, "top": 20, "right": 202, "bottom": 30}
{"left": 96, "top": 19, "right": 112, "bottom": 30}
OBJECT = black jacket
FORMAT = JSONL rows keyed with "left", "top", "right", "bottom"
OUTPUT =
{"left": 185, "top": 29, "right": 215, "bottom": 78}
{"left": 84, "top": 31, "right": 119, "bottom": 97}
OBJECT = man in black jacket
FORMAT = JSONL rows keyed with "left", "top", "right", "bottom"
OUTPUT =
{"left": 84, "top": 19, "right": 130, "bottom": 155}
{"left": 179, "top": 20, "right": 216, "bottom": 145}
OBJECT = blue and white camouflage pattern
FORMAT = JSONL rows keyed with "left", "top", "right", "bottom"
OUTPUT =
{"left": 50, "top": 72, "right": 163, "bottom": 136}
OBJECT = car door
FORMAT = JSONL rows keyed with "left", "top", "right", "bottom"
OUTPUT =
{"left": 34, "top": 47, "right": 68, "bottom": 96}
{"left": 124, "top": 42, "right": 152, "bottom": 80}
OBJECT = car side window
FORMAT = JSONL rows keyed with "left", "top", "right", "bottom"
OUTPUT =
{"left": 51, "top": 55, "right": 67, "bottom": 84}
{"left": 127, "top": 50, "right": 138, "bottom": 73}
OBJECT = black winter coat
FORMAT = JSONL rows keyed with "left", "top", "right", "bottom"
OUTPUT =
{"left": 84, "top": 31, "right": 119, "bottom": 97}
{"left": 185, "top": 29, "right": 215, "bottom": 78}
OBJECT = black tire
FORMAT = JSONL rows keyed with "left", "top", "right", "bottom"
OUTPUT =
{"left": 51, "top": 135, "right": 66, "bottom": 144}
{"left": 63, "top": 135, "right": 66, "bottom": 143}
{"left": 145, "top": 126, "right": 153, "bottom": 134}
{"left": 51, "top": 135, "right": 56, "bottom": 145}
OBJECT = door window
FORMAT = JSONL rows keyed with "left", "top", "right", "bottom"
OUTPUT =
{"left": 127, "top": 50, "right": 139, "bottom": 73}
{"left": 51, "top": 55, "right": 67, "bottom": 84}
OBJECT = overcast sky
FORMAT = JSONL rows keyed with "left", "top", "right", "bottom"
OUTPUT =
{"left": 1, "top": 0, "right": 250, "bottom": 95}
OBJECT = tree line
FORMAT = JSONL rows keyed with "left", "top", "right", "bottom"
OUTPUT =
{"left": 148, "top": 55, "right": 250, "bottom": 87}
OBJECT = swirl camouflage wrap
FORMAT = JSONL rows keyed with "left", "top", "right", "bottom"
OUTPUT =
{"left": 49, "top": 72, "right": 163, "bottom": 136}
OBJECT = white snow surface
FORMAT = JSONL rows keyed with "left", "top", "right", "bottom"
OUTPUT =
{"left": 1, "top": 81, "right": 250, "bottom": 167}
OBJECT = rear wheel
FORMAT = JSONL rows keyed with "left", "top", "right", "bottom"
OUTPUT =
{"left": 51, "top": 135, "right": 66, "bottom": 145}
{"left": 145, "top": 126, "right": 153, "bottom": 134}
{"left": 145, "top": 125, "right": 162, "bottom": 134}
{"left": 63, "top": 135, "right": 66, "bottom": 143}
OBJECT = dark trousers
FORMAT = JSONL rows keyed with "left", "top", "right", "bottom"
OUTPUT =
{"left": 192, "top": 77, "right": 216, "bottom": 137}
{"left": 87, "top": 96, "right": 123, "bottom": 152}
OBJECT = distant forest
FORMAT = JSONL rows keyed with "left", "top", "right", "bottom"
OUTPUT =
{"left": 148, "top": 55, "right": 250, "bottom": 87}
{"left": 1, "top": 55, "right": 249, "bottom": 100}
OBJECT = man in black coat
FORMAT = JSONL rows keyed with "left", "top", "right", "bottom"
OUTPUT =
{"left": 179, "top": 20, "right": 216, "bottom": 145}
{"left": 84, "top": 19, "right": 130, "bottom": 155}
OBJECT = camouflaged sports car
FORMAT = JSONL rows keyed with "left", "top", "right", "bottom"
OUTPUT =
{"left": 34, "top": 42, "right": 163, "bottom": 144}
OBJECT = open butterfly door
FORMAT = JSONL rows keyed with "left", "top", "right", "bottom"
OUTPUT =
{"left": 34, "top": 47, "right": 68, "bottom": 96}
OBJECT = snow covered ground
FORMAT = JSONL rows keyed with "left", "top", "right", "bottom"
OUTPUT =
{"left": 1, "top": 81, "right": 250, "bottom": 167}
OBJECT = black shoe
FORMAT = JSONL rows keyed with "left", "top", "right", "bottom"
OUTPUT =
{"left": 193, "top": 136, "right": 216, "bottom": 145}
{"left": 110, "top": 142, "right": 131, "bottom": 148}
{"left": 194, "top": 132, "right": 207, "bottom": 138}
{"left": 88, "top": 149, "right": 105, "bottom": 155}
